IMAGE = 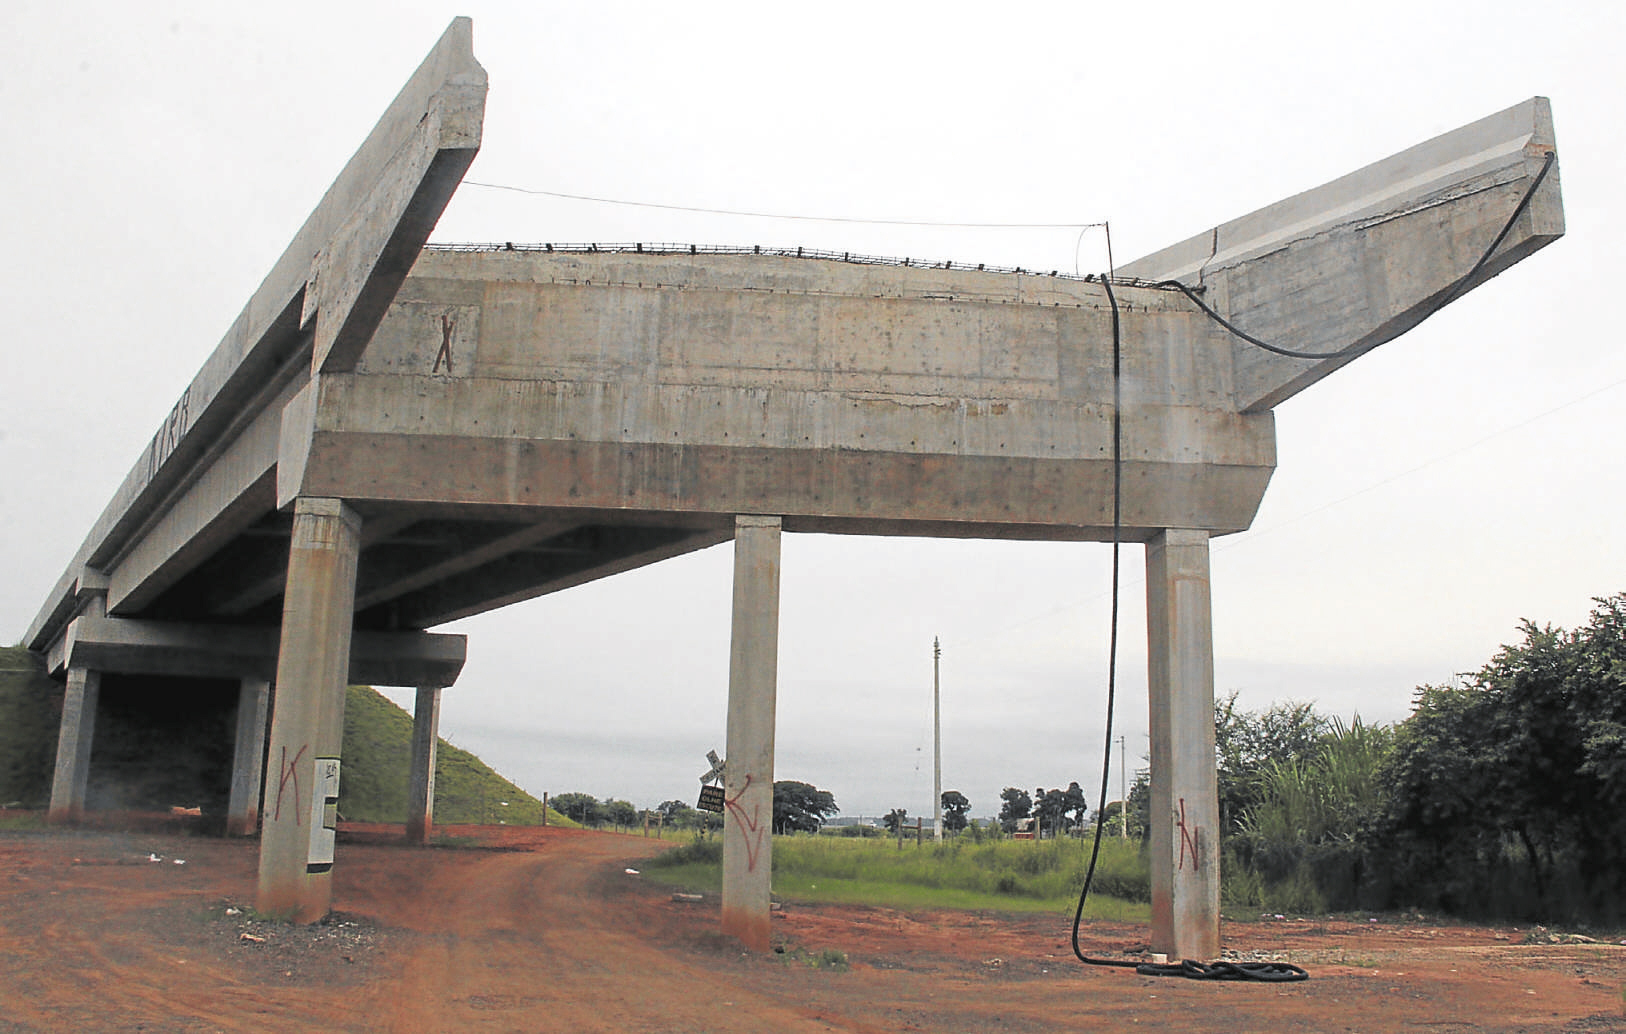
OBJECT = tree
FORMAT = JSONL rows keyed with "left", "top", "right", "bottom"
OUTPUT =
{"left": 1215, "top": 692, "right": 1330, "bottom": 837}
{"left": 882, "top": 807, "right": 909, "bottom": 834}
{"left": 940, "top": 790, "right": 971, "bottom": 833}
{"left": 1376, "top": 593, "right": 1626, "bottom": 921}
{"left": 657, "top": 799, "right": 697, "bottom": 828}
{"left": 998, "top": 787, "right": 1031, "bottom": 833}
{"left": 603, "top": 798, "right": 638, "bottom": 828}
{"left": 772, "top": 780, "right": 839, "bottom": 834}
{"left": 1125, "top": 770, "right": 1150, "bottom": 839}
{"left": 552, "top": 792, "right": 601, "bottom": 826}
{"left": 1061, "top": 781, "right": 1089, "bottom": 832}
{"left": 1035, "top": 787, "right": 1068, "bottom": 838}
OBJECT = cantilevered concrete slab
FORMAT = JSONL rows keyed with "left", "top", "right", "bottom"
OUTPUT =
{"left": 24, "top": 14, "right": 1561, "bottom": 961}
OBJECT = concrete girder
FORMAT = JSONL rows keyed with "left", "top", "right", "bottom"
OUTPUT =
{"left": 354, "top": 524, "right": 731, "bottom": 628}
{"left": 51, "top": 615, "right": 466, "bottom": 689}
{"left": 26, "top": 18, "right": 486, "bottom": 654}
{"left": 1120, "top": 97, "right": 1562, "bottom": 412}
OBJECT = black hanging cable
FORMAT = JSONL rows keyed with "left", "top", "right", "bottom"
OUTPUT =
{"left": 1066, "top": 152, "right": 1555, "bottom": 982}
{"left": 1068, "top": 274, "right": 1139, "bottom": 972}
{"left": 1069, "top": 272, "right": 1309, "bottom": 984}
{"left": 1159, "top": 151, "right": 1556, "bottom": 361}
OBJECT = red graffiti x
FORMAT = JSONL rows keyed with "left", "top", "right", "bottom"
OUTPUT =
{"left": 1177, "top": 796, "right": 1201, "bottom": 871}
{"left": 273, "top": 744, "right": 308, "bottom": 824}
{"left": 723, "top": 775, "right": 768, "bottom": 873}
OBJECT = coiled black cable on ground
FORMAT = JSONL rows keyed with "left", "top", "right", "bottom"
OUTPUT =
{"left": 1068, "top": 150, "right": 1555, "bottom": 984}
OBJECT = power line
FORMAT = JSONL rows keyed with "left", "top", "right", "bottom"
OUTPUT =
{"left": 462, "top": 180, "right": 1105, "bottom": 230}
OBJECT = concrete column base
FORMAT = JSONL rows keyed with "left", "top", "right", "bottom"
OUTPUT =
{"left": 1145, "top": 529, "right": 1221, "bottom": 962}
{"left": 720, "top": 515, "right": 781, "bottom": 952}
{"left": 227, "top": 678, "right": 271, "bottom": 836}
{"left": 256, "top": 498, "right": 362, "bottom": 922}
{"left": 406, "top": 686, "right": 442, "bottom": 844}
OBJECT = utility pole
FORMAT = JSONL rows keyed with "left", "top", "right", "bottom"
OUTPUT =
{"left": 933, "top": 636, "right": 942, "bottom": 841}
{"left": 1119, "top": 735, "right": 1128, "bottom": 839}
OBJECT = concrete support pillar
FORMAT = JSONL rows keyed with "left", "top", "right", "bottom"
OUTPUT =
{"left": 47, "top": 666, "right": 101, "bottom": 824}
{"left": 1145, "top": 529, "right": 1221, "bottom": 962}
{"left": 721, "top": 515, "right": 782, "bottom": 952}
{"left": 405, "top": 686, "right": 442, "bottom": 844}
{"left": 226, "top": 678, "right": 271, "bottom": 836}
{"left": 256, "top": 498, "right": 361, "bottom": 922}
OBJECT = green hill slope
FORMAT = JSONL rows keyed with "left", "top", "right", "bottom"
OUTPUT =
{"left": 0, "top": 646, "right": 62, "bottom": 808}
{"left": 0, "top": 645, "right": 568, "bottom": 827}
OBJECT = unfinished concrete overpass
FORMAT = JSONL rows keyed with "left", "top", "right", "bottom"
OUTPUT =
{"left": 25, "top": 19, "right": 1563, "bottom": 960}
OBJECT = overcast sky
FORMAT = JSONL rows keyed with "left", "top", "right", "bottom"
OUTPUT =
{"left": 3, "top": 1, "right": 1622, "bottom": 820}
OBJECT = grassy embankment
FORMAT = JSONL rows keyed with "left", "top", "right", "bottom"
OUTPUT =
{"left": 338, "top": 685, "right": 574, "bottom": 827}
{"left": 645, "top": 833, "right": 1151, "bottom": 919}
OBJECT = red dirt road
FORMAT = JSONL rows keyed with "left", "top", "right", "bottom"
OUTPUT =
{"left": 1, "top": 822, "right": 1622, "bottom": 1032}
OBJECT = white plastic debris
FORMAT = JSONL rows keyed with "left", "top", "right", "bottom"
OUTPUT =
{"left": 147, "top": 853, "right": 162, "bottom": 863}
{"left": 173, "top": 859, "right": 186, "bottom": 865}
{"left": 624, "top": 868, "right": 640, "bottom": 875}
{"left": 225, "top": 907, "right": 242, "bottom": 916}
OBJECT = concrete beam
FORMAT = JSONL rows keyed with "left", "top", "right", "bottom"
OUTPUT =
{"left": 1120, "top": 98, "right": 1563, "bottom": 412}
{"left": 721, "top": 515, "right": 781, "bottom": 952}
{"left": 352, "top": 519, "right": 573, "bottom": 611}
{"left": 258, "top": 499, "right": 362, "bottom": 922}
{"left": 361, "top": 524, "right": 731, "bottom": 628}
{"left": 227, "top": 678, "right": 271, "bottom": 836}
{"left": 28, "top": 18, "right": 486, "bottom": 653}
{"left": 1145, "top": 530, "right": 1221, "bottom": 961}
{"left": 405, "top": 686, "right": 441, "bottom": 844}
{"left": 58, "top": 616, "right": 466, "bottom": 689}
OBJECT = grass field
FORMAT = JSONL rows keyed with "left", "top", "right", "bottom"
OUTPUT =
{"left": 645, "top": 833, "right": 1152, "bottom": 918}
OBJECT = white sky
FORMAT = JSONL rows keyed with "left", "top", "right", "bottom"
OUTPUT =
{"left": 3, "top": 1, "right": 1622, "bottom": 820}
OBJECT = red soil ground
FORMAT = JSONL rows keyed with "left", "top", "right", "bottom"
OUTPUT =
{"left": 0, "top": 820, "right": 1621, "bottom": 1032}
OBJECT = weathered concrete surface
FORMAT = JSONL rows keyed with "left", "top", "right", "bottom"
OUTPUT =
{"left": 721, "top": 516, "right": 781, "bottom": 952}
{"left": 1120, "top": 97, "right": 1562, "bottom": 411}
{"left": 46, "top": 666, "right": 101, "bottom": 825}
{"left": 1145, "top": 530, "right": 1221, "bottom": 961}
{"left": 256, "top": 499, "right": 361, "bottom": 922}
{"left": 295, "top": 250, "right": 1277, "bottom": 542}
{"left": 226, "top": 678, "right": 270, "bottom": 836}
{"left": 26, "top": 16, "right": 487, "bottom": 653}
{"left": 405, "top": 686, "right": 442, "bottom": 844}
{"left": 51, "top": 616, "right": 465, "bottom": 688}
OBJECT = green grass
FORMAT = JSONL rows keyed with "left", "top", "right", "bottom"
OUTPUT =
{"left": 0, "top": 646, "right": 65, "bottom": 808}
{"left": 644, "top": 833, "right": 1151, "bottom": 918}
